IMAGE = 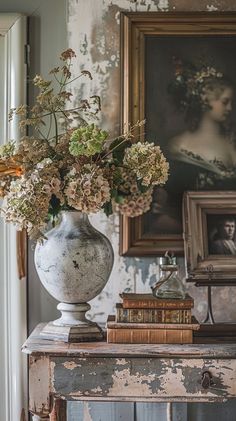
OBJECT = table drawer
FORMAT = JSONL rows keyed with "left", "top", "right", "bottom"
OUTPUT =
{"left": 50, "top": 357, "right": 236, "bottom": 402}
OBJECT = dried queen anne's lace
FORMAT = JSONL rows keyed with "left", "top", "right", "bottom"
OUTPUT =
{"left": 0, "top": 49, "right": 169, "bottom": 240}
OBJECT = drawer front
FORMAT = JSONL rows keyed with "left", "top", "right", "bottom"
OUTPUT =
{"left": 51, "top": 357, "right": 236, "bottom": 402}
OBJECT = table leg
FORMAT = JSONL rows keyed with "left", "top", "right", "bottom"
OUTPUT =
{"left": 49, "top": 398, "right": 67, "bottom": 421}
{"left": 29, "top": 356, "right": 51, "bottom": 419}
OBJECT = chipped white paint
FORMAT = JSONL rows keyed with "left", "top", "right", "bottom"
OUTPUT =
{"left": 158, "top": 0, "right": 169, "bottom": 11}
{"left": 158, "top": 359, "right": 236, "bottom": 397}
{"left": 50, "top": 360, "right": 56, "bottom": 392}
{"left": 106, "top": 358, "right": 236, "bottom": 398}
{"left": 206, "top": 5, "right": 218, "bottom": 11}
{"left": 109, "top": 367, "right": 156, "bottom": 396}
{"left": 159, "top": 365, "right": 189, "bottom": 396}
{"left": 115, "top": 358, "right": 128, "bottom": 366}
{"left": 115, "top": 10, "right": 121, "bottom": 25}
{"left": 63, "top": 361, "right": 79, "bottom": 370}
{"left": 112, "top": 0, "right": 170, "bottom": 12}
{"left": 90, "top": 386, "right": 103, "bottom": 393}
{"left": 29, "top": 357, "right": 50, "bottom": 415}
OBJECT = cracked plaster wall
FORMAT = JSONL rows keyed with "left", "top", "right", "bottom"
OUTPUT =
{"left": 68, "top": 0, "right": 236, "bottom": 325}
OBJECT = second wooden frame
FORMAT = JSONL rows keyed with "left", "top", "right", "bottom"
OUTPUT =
{"left": 183, "top": 191, "right": 236, "bottom": 285}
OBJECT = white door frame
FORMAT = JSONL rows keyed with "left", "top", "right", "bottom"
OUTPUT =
{"left": 0, "top": 13, "right": 28, "bottom": 421}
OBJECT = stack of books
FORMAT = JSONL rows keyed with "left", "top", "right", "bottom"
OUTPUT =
{"left": 106, "top": 292, "right": 200, "bottom": 344}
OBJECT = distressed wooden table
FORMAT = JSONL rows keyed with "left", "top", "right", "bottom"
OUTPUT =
{"left": 22, "top": 323, "right": 236, "bottom": 420}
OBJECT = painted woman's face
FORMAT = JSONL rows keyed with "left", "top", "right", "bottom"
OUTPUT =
{"left": 206, "top": 87, "right": 233, "bottom": 122}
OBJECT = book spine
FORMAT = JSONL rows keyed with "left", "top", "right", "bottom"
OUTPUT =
{"left": 122, "top": 300, "right": 193, "bottom": 309}
{"left": 107, "top": 328, "right": 193, "bottom": 344}
{"left": 116, "top": 308, "right": 191, "bottom": 324}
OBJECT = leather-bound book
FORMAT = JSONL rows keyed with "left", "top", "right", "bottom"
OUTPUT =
{"left": 120, "top": 293, "right": 194, "bottom": 309}
{"left": 106, "top": 316, "right": 200, "bottom": 344}
{"left": 116, "top": 303, "right": 192, "bottom": 324}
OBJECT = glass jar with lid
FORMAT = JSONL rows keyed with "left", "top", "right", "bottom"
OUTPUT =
{"left": 151, "top": 254, "right": 185, "bottom": 299}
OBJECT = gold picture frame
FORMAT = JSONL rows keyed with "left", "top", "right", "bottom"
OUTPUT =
{"left": 120, "top": 12, "right": 236, "bottom": 256}
{"left": 17, "top": 230, "right": 27, "bottom": 280}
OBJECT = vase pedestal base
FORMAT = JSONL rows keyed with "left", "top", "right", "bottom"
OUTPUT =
{"left": 40, "top": 322, "right": 104, "bottom": 342}
{"left": 39, "top": 302, "right": 104, "bottom": 342}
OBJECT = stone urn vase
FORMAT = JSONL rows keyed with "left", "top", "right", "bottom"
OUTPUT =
{"left": 34, "top": 211, "right": 114, "bottom": 342}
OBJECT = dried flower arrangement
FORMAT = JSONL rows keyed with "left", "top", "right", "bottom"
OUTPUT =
{"left": 0, "top": 49, "right": 169, "bottom": 240}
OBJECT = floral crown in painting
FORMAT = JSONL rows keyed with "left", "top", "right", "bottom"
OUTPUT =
{"left": 168, "top": 57, "right": 225, "bottom": 112}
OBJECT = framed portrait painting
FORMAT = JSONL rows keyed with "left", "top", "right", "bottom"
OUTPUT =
{"left": 120, "top": 12, "right": 236, "bottom": 256}
{"left": 183, "top": 191, "right": 236, "bottom": 285}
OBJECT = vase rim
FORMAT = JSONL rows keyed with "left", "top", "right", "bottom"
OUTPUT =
{"left": 60, "top": 210, "right": 90, "bottom": 221}
{"left": 61, "top": 210, "right": 87, "bottom": 214}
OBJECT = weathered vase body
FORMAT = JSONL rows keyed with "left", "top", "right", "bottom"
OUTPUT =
{"left": 35, "top": 211, "right": 114, "bottom": 303}
{"left": 34, "top": 211, "right": 114, "bottom": 341}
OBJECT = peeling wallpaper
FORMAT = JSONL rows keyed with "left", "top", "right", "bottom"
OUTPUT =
{"left": 68, "top": 0, "right": 236, "bottom": 325}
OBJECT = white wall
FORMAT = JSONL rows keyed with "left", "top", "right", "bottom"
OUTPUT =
{"left": 0, "top": 4, "right": 67, "bottom": 420}
{"left": 0, "top": 29, "right": 7, "bottom": 421}
{"left": 0, "top": 13, "right": 28, "bottom": 421}
{"left": 1, "top": 0, "right": 68, "bottom": 333}
{"left": 0, "top": 1, "right": 67, "bottom": 336}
